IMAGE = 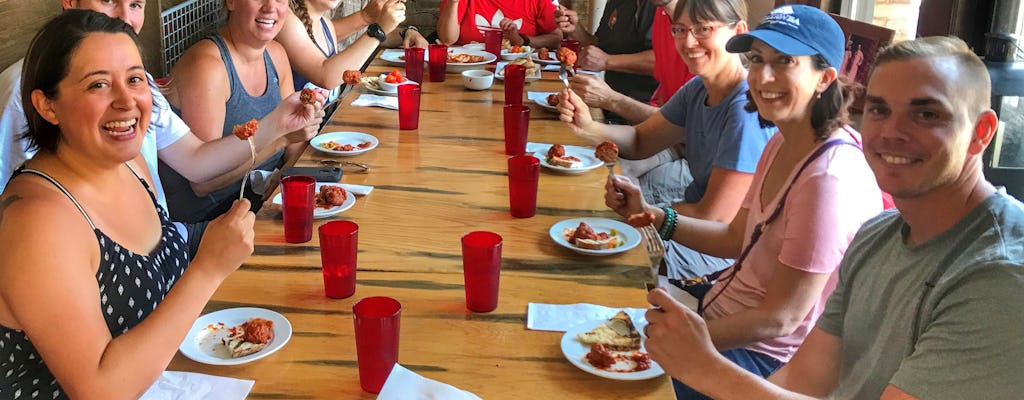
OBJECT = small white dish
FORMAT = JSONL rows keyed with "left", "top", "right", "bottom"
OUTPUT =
{"left": 495, "top": 61, "right": 542, "bottom": 82}
{"left": 376, "top": 74, "right": 416, "bottom": 92}
{"left": 272, "top": 182, "right": 356, "bottom": 219}
{"left": 461, "top": 70, "right": 494, "bottom": 90}
{"left": 310, "top": 131, "right": 379, "bottom": 157}
{"left": 379, "top": 50, "right": 410, "bottom": 66}
{"left": 535, "top": 148, "right": 603, "bottom": 174}
{"left": 549, "top": 218, "right": 641, "bottom": 256}
{"left": 561, "top": 319, "right": 664, "bottom": 380}
{"left": 179, "top": 307, "right": 292, "bottom": 366}
{"left": 500, "top": 46, "right": 533, "bottom": 60}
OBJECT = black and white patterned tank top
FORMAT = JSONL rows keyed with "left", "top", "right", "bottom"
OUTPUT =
{"left": 0, "top": 165, "right": 189, "bottom": 399}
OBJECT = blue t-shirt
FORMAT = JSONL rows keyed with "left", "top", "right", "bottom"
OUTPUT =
{"left": 659, "top": 76, "right": 774, "bottom": 203}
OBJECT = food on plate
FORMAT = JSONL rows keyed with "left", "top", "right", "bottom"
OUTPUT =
{"left": 626, "top": 211, "right": 656, "bottom": 228}
{"left": 343, "top": 70, "right": 362, "bottom": 85}
{"left": 536, "top": 48, "right": 552, "bottom": 60}
{"left": 358, "top": 76, "right": 381, "bottom": 90}
{"left": 316, "top": 185, "right": 348, "bottom": 209}
{"left": 223, "top": 317, "right": 274, "bottom": 358}
{"left": 545, "top": 144, "right": 581, "bottom": 168}
{"left": 577, "top": 311, "right": 641, "bottom": 351}
{"left": 384, "top": 69, "right": 406, "bottom": 84}
{"left": 501, "top": 38, "right": 512, "bottom": 50}
{"left": 319, "top": 140, "right": 373, "bottom": 152}
{"left": 595, "top": 141, "right": 619, "bottom": 163}
{"left": 506, "top": 45, "right": 531, "bottom": 54}
{"left": 563, "top": 221, "right": 620, "bottom": 250}
{"left": 546, "top": 93, "right": 560, "bottom": 107}
{"left": 231, "top": 118, "right": 258, "bottom": 140}
{"left": 299, "top": 87, "right": 317, "bottom": 105}
{"left": 557, "top": 47, "right": 577, "bottom": 66}
{"left": 585, "top": 343, "right": 653, "bottom": 372}
{"left": 447, "top": 53, "right": 487, "bottom": 63}
{"left": 501, "top": 56, "right": 538, "bottom": 76}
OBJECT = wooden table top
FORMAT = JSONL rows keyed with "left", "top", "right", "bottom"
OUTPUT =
{"left": 168, "top": 53, "right": 671, "bottom": 399}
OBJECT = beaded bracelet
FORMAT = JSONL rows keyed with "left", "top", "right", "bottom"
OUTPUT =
{"left": 659, "top": 207, "right": 678, "bottom": 240}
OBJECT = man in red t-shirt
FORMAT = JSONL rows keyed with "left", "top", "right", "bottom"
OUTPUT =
{"left": 438, "top": 0, "right": 561, "bottom": 49}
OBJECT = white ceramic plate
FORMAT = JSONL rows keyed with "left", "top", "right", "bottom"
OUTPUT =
{"left": 272, "top": 182, "right": 356, "bottom": 219}
{"left": 495, "top": 61, "right": 542, "bottom": 82}
{"left": 443, "top": 50, "right": 498, "bottom": 72}
{"left": 532, "top": 93, "right": 560, "bottom": 112}
{"left": 549, "top": 218, "right": 640, "bottom": 256}
{"left": 379, "top": 50, "right": 414, "bottom": 65}
{"left": 531, "top": 51, "right": 559, "bottom": 65}
{"left": 534, "top": 148, "right": 603, "bottom": 174}
{"left": 179, "top": 307, "right": 292, "bottom": 366}
{"left": 501, "top": 47, "right": 533, "bottom": 60}
{"left": 310, "top": 131, "right": 379, "bottom": 157}
{"left": 561, "top": 319, "right": 664, "bottom": 380}
{"left": 461, "top": 42, "right": 486, "bottom": 51}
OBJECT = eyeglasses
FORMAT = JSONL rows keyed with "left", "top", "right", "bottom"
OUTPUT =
{"left": 670, "top": 23, "right": 730, "bottom": 40}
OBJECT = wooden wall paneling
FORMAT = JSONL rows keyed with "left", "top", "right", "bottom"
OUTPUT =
{"left": 0, "top": 1, "right": 61, "bottom": 70}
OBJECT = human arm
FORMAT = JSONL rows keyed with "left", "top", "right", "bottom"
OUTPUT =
{"left": 578, "top": 46, "right": 655, "bottom": 75}
{"left": 557, "top": 88, "right": 679, "bottom": 158}
{"left": 382, "top": 26, "right": 429, "bottom": 48}
{"left": 0, "top": 187, "right": 254, "bottom": 398}
{"left": 644, "top": 288, "right": 831, "bottom": 399}
{"left": 499, "top": 17, "right": 561, "bottom": 49}
{"left": 568, "top": 73, "right": 658, "bottom": 123}
{"left": 281, "top": 1, "right": 404, "bottom": 90}
{"left": 554, "top": 6, "right": 597, "bottom": 44}
{"left": 331, "top": 0, "right": 387, "bottom": 41}
{"left": 437, "top": 0, "right": 463, "bottom": 45}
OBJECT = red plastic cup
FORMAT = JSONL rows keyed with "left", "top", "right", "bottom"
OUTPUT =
{"left": 404, "top": 47, "right": 425, "bottom": 84}
{"left": 503, "top": 104, "right": 530, "bottom": 155}
{"left": 560, "top": 39, "right": 580, "bottom": 68}
{"left": 461, "top": 231, "right": 502, "bottom": 313}
{"left": 353, "top": 296, "right": 401, "bottom": 393}
{"left": 503, "top": 64, "right": 526, "bottom": 105}
{"left": 507, "top": 155, "right": 540, "bottom": 218}
{"left": 318, "top": 221, "right": 358, "bottom": 299}
{"left": 483, "top": 29, "right": 502, "bottom": 64}
{"left": 281, "top": 175, "right": 315, "bottom": 243}
{"left": 427, "top": 44, "right": 448, "bottom": 82}
{"left": 397, "top": 84, "right": 421, "bottom": 130}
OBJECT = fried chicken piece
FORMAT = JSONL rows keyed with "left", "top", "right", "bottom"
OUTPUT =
{"left": 546, "top": 93, "right": 560, "bottom": 107}
{"left": 571, "top": 221, "right": 599, "bottom": 242}
{"left": 595, "top": 141, "right": 619, "bottom": 163}
{"left": 626, "top": 211, "right": 656, "bottom": 228}
{"left": 232, "top": 119, "right": 258, "bottom": 140}
{"left": 556, "top": 46, "right": 577, "bottom": 66}
{"left": 317, "top": 185, "right": 348, "bottom": 208}
{"left": 343, "top": 70, "right": 362, "bottom": 85}
{"left": 299, "top": 88, "right": 316, "bottom": 105}
{"left": 241, "top": 318, "right": 274, "bottom": 344}
{"left": 546, "top": 143, "right": 566, "bottom": 159}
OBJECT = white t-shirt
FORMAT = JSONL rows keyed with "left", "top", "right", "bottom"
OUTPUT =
{"left": 0, "top": 59, "right": 191, "bottom": 237}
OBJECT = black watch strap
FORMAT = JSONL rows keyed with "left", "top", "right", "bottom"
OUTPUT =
{"left": 400, "top": 25, "right": 418, "bottom": 40}
{"left": 366, "top": 23, "right": 386, "bottom": 42}
{"left": 521, "top": 35, "right": 531, "bottom": 47}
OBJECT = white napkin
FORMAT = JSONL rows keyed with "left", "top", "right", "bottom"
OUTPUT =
{"left": 656, "top": 275, "right": 701, "bottom": 310}
{"left": 351, "top": 94, "right": 398, "bottom": 110}
{"left": 139, "top": 371, "right": 254, "bottom": 400}
{"left": 341, "top": 183, "right": 374, "bottom": 196}
{"left": 527, "top": 91, "right": 557, "bottom": 105}
{"left": 526, "top": 303, "right": 648, "bottom": 332}
{"left": 525, "top": 142, "right": 595, "bottom": 156}
{"left": 377, "top": 364, "right": 482, "bottom": 400}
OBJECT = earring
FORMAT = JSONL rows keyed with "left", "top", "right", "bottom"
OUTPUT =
{"left": 815, "top": 92, "right": 822, "bottom": 99}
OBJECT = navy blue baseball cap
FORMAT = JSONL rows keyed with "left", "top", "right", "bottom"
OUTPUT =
{"left": 726, "top": 5, "right": 845, "bottom": 70}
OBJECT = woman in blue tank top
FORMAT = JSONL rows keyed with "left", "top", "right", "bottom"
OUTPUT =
{"left": 162, "top": 0, "right": 322, "bottom": 223}
{"left": 0, "top": 10, "right": 255, "bottom": 397}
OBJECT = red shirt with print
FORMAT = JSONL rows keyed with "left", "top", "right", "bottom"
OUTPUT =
{"left": 441, "top": 0, "right": 558, "bottom": 45}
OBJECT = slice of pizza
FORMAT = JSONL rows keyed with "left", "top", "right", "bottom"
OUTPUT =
{"left": 576, "top": 311, "right": 641, "bottom": 351}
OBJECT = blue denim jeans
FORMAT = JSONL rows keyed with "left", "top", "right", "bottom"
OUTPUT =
{"left": 672, "top": 348, "right": 783, "bottom": 399}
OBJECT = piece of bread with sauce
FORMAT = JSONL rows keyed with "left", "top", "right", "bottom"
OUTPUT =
{"left": 576, "top": 311, "right": 641, "bottom": 351}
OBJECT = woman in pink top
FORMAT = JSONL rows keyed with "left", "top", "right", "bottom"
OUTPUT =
{"left": 607, "top": 6, "right": 883, "bottom": 399}
{"left": 437, "top": 0, "right": 561, "bottom": 48}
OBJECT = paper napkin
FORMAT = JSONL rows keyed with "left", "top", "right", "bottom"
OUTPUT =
{"left": 140, "top": 371, "right": 254, "bottom": 400}
{"left": 351, "top": 94, "right": 398, "bottom": 110}
{"left": 377, "top": 364, "right": 481, "bottom": 400}
{"left": 340, "top": 183, "right": 374, "bottom": 196}
{"left": 526, "top": 303, "right": 648, "bottom": 332}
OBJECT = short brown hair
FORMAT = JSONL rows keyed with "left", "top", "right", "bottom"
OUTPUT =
{"left": 873, "top": 36, "right": 991, "bottom": 116}
{"left": 673, "top": 0, "right": 747, "bottom": 26}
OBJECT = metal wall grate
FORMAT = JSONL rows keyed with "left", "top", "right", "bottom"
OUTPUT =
{"left": 159, "top": 0, "right": 223, "bottom": 76}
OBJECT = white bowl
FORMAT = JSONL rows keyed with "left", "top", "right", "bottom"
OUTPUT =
{"left": 501, "top": 47, "right": 533, "bottom": 60}
{"left": 377, "top": 74, "right": 414, "bottom": 92}
{"left": 461, "top": 70, "right": 494, "bottom": 90}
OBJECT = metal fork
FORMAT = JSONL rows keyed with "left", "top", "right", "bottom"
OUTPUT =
{"left": 558, "top": 64, "right": 571, "bottom": 88}
{"left": 640, "top": 224, "right": 665, "bottom": 291}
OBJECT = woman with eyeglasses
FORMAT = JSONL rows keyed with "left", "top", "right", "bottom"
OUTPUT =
{"left": 634, "top": 5, "right": 885, "bottom": 399}
{"left": 558, "top": 0, "right": 775, "bottom": 281}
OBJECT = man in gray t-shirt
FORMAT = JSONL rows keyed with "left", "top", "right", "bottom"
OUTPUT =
{"left": 642, "top": 36, "right": 1024, "bottom": 399}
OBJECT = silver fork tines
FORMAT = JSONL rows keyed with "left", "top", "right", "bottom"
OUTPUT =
{"left": 640, "top": 224, "right": 665, "bottom": 291}
{"left": 558, "top": 65, "right": 571, "bottom": 89}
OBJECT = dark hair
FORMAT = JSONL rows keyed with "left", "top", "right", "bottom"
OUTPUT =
{"left": 290, "top": 0, "right": 316, "bottom": 43}
{"left": 744, "top": 54, "right": 852, "bottom": 141}
{"left": 673, "top": 0, "right": 747, "bottom": 26}
{"left": 21, "top": 9, "right": 142, "bottom": 153}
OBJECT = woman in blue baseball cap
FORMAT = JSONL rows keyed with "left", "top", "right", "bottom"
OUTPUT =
{"left": 641, "top": 5, "right": 886, "bottom": 399}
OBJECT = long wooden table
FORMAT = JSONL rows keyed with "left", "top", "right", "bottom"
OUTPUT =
{"left": 168, "top": 54, "right": 672, "bottom": 399}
